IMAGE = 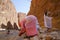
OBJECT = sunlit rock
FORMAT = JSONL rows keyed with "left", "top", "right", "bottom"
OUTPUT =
{"left": 28, "top": 0, "right": 60, "bottom": 29}
{"left": 0, "top": 0, "right": 18, "bottom": 29}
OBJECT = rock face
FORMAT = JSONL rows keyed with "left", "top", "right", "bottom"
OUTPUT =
{"left": 0, "top": 0, "right": 18, "bottom": 29}
{"left": 28, "top": 0, "right": 60, "bottom": 29}
{"left": 18, "top": 12, "right": 26, "bottom": 22}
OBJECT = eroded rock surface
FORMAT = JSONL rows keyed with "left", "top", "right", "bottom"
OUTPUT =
{"left": 0, "top": 0, "right": 18, "bottom": 29}
{"left": 28, "top": 0, "right": 60, "bottom": 29}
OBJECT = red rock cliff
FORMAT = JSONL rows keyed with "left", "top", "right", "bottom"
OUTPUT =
{"left": 28, "top": 0, "right": 60, "bottom": 29}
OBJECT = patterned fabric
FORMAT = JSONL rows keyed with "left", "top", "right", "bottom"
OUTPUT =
{"left": 19, "top": 15, "right": 38, "bottom": 37}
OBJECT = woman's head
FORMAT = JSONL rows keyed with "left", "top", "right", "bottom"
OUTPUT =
{"left": 45, "top": 11, "right": 51, "bottom": 16}
{"left": 45, "top": 11, "right": 48, "bottom": 16}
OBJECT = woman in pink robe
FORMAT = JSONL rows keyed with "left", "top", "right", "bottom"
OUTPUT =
{"left": 19, "top": 15, "right": 39, "bottom": 40}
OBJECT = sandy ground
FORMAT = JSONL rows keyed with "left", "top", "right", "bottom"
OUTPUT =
{"left": 0, "top": 29, "right": 60, "bottom": 40}
{"left": 0, "top": 30, "right": 24, "bottom": 40}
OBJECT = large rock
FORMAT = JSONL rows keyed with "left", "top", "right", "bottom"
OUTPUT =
{"left": 0, "top": 0, "right": 18, "bottom": 29}
{"left": 18, "top": 12, "right": 26, "bottom": 22}
{"left": 28, "top": 0, "right": 60, "bottom": 29}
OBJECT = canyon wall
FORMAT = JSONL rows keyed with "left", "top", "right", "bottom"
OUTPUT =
{"left": 28, "top": 0, "right": 60, "bottom": 29}
{"left": 18, "top": 12, "right": 26, "bottom": 22}
{"left": 0, "top": 0, "right": 18, "bottom": 29}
